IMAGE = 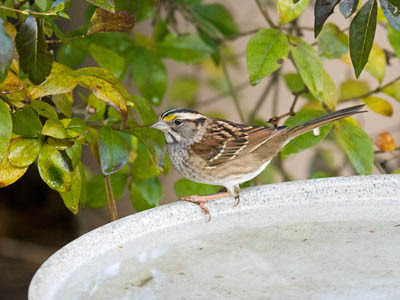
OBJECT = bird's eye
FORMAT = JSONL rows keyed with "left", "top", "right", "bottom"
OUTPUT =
{"left": 174, "top": 119, "right": 183, "bottom": 126}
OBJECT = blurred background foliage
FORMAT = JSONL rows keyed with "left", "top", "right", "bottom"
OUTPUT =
{"left": 1, "top": 0, "right": 400, "bottom": 297}
{"left": 1, "top": 0, "right": 400, "bottom": 228}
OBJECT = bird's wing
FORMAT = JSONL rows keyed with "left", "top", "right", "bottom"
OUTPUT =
{"left": 191, "top": 119, "right": 282, "bottom": 168}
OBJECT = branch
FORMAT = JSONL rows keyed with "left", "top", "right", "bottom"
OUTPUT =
{"left": 0, "top": 5, "right": 58, "bottom": 16}
{"left": 46, "top": 33, "right": 94, "bottom": 44}
{"left": 198, "top": 81, "right": 250, "bottom": 107}
{"left": 248, "top": 72, "right": 278, "bottom": 122}
{"left": 341, "top": 75, "right": 400, "bottom": 102}
{"left": 104, "top": 175, "right": 118, "bottom": 221}
{"left": 254, "top": 0, "right": 277, "bottom": 28}
{"left": 268, "top": 89, "right": 306, "bottom": 127}
{"left": 220, "top": 54, "right": 246, "bottom": 123}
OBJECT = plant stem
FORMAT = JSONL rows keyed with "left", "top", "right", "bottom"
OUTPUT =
{"left": 248, "top": 72, "right": 278, "bottom": 122}
{"left": 0, "top": 5, "right": 58, "bottom": 16}
{"left": 341, "top": 75, "right": 400, "bottom": 102}
{"left": 198, "top": 81, "right": 250, "bottom": 107}
{"left": 220, "top": 54, "right": 246, "bottom": 123}
{"left": 254, "top": 0, "right": 277, "bottom": 28}
{"left": 104, "top": 175, "right": 118, "bottom": 221}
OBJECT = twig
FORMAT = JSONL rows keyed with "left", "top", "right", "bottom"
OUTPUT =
{"left": 374, "top": 147, "right": 400, "bottom": 155}
{"left": 248, "top": 72, "right": 278, "bottom": 122}
{"left": 268, "top": 89, "right": 305, "bottom": 127}
{"left": 254, "top": 0, "right": 277, "bottom": 28}
{"left": 47, "top": 33, "right": 93, "bottom": 44}
{"left": 341, "top": 75, "right": 400, "bottom": 102}
{"left": 198, "top": 81, "right": 250, "bottom": 107}
{"left": 220, "top": 53, "right": 246, "bottom": 123}
{"left": 104, "top": 175, "right": 118, "bottom": 221}
{"left": 0, "top": 5, "right": 58, "bottom": 16}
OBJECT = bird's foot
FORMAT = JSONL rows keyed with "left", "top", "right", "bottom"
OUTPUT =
{"left": 180, "top": 192, "right": 230, "bottom": 222}
{"left": 233, "top": 195, "right": 240, "bottom": 207}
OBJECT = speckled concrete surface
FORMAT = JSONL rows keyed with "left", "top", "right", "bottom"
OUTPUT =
{"left": 29, "top": 175, "right": 400, "bottom": 300}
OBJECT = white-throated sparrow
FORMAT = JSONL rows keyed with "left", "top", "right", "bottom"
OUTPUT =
{"left": 151, "top": 105, "right": 365, "bottom": 220}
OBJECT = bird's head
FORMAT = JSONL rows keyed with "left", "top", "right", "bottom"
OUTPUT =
{"left": 150, "top": 108, "right": 208, "bottom": 144}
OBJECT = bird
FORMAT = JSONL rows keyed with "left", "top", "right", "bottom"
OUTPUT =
{"left": 150, "top": 105, "right": 366, "bottom": 220}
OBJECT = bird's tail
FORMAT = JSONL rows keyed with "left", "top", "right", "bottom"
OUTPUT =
{"left": 285, "top": 104, "right": 366, "bottom": 139}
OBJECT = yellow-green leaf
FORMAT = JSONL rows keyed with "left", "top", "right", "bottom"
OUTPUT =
{"left": 277, "top": 0, "right": 309, "bottom": 25}
{"left": 28, "top": 62, "right": 76, "bottom": 99}
{"left": 362, "top": 96, "right": 393, "bottom": 116}
{"left": 60, "top": 163, "right": 84, "bottom": 214}
{"left": 0, "top": 71, "right": 27, "bottom": 102}
{"left": 51, "top": 92, "right": 73, "bottom": 117}
{"left": 0, "top": 99, "right": 12, "bottom": 163}
{"left": 8, "top": 137, "right": 42, "bottom": 167}
{"left": 42, "top": 119, "right": 68, "bottom": 139}
{"left": 37, "top": 143, "right": 72, "bottom": 192}
{"left": 365, "top": 43, "right": 386, "bottom": 83}
{"left": 0, "top": 139, "right": 28, "bottom": 188}
{"left": 382, "top": 81, "right": 400, "bottom": 102}
{"left": 334, "top": 118, "right": 373, "bottom": 175}
{"left": 340, "top": 79, "right": 370, "bottom": 100}
{"left": 31, "top": 100, "right": 59, "bottom": 120}
{"left": 88, "top": 8, "right": 135, "bottom": 35}
{"left": 291, "top": 37, "right": 338, "bottom": 109}
{"left": 71, "top": 67, "right": 128, "bottom": 125}
{"left": 12, "top": 106, "right": 42, "bottom": 138}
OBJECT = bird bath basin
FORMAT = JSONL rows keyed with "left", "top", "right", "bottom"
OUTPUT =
{"left": 29, "top": 175, "right": 400, "bottom": 300}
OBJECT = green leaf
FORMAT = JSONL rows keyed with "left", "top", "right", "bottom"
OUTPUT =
{"left": 0, "top": 99, "right": 12, "bottom": 163}
{"left": 284, "top": 73, "right": 306, "bottom": 93}
{"left": 280, "top": 109, "right": 333, "bottom": 159}
{"left": 52, "top": 93, "right": 73, "bottom": 117}
{"left": 246, "top": 29, "right": 289, "bottom": 85}
{"left": 169, "top": 77, "right": 199, "bottom": 107}
{"left": 382, "top": 81, "right": 400, "bottom": 102}
{"left": 71, "top": 67, "right": 128, "bottom": 123}
{"left": 309, "top": 171, "right": 330, "bottom": 179}
{"left": 47, "top": 137, "right": 73, "bottom": 150}
{"left": 130, "top": 95, "right": 157, "bottom": 125}
{"left": 291, "top": 37, "right": 338, "bottom": 109}
{"left": 98, "top": 126, "right": 129, "bottom": 175}
{"left": 365, "top": 43, "right": 386, "bottom": 83}
{"left": 62, "top": 117, "right": 89, "bottom": 138}
{"left": 153, "top": 19, "right": 169, "bottom": 42}
{"left": 191, "top": 3, "right": 239, "bottom": 38}
{"left": 130, "top": 127, "right": 167, "bottom": 179}
{"left": 50, "top": 0, "right": 71, "bottom": 12}
{"left": 0, "top": 139, "right": 28, "bottom": 188}
{"left": 339, "top": 79, "right": 370, "bottom": 100}
{"left": 339, "top": 0, "right": 359, "bottom": 18}
{"left": 87, "top": 0, "right": 115, "bottom": 12}
{"left": 12, "top": 107, "right": 42, "bottom": 138}
{"left": 387, "top": 24, "right": 400, "bottom": 58}
{"left": 15, "top": 16, "right": 52, "bottom": 85}
{"left": 317, "top": 23, "right": 348, "bottom": 59}
{"left": 157, "top": 34, "right": 214, "bottom": 64}
{"left": 66, "top": 141, "right": 82, "bottom": 169}
{"left": 60, "top": 164, "right": 83, "bottom": 214}
{"left": 277, "top": 0, "right": 309, "bottom": 25}
{"left": 314, "top": 0, "right": 341, "bottom": 37}
{"left": 42, "top": 119, "right": 68, "bottom": 139}
{"left": 174, "top": 177, "right": 221, "bottom": 198}
{"left": 37, "top": 143, "right": 72, "bottom": 192}
{"left": 31, "top": 100, "right": 59, "bottom": 120}
{"left": 130, "top": 177, "right": 162, "bottom": 212}
{"left": 130, "top": 46, "right": 167, "bottom": 106}
{"left": 89, "top": 43, "right": 125, "bottom": 78}
{"left": 86, "top": 172, "right": 127, "bottom": 208}
{"left": 349, "top": 0, "right": 377, "bottom": 78}
{"left": 8, "top": 137, "right": 42, "bottom": 167}
{"left": 334, "top": 118, "right": 373, "bottom": 175}
{"left": 362, "top": 96, "right": 393, "bottom": 116}
{"left": 28, "top": 62, "right": 76, "bottom": 99}
{"left": 0, "top": 19, "right": 13, "bottom": 83}
{"left": 88, "top": 8, "right": 135, "bottom": 35}
{"left": 379, "top": 0, "right": 400, "bottom": 32}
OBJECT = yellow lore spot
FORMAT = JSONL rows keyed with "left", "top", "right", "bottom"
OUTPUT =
{"left": 163, "top": 114, "right": 176, "bottom": 121}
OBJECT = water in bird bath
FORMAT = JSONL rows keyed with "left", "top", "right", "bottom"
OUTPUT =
{"left": 56, "top": 210, "right": 400, "bottom": 300}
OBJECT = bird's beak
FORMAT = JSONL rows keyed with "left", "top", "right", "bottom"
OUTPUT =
{"left": 150, "top": 120, "right": 168, "bottom": 131}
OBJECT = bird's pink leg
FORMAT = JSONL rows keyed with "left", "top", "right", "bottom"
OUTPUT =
{"left": 180, "top": 192, "right": 231, "bottom": 221}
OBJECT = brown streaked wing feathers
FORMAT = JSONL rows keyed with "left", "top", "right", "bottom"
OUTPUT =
{"left": 191, "top": 119, "right": 282, "bottom": 167}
